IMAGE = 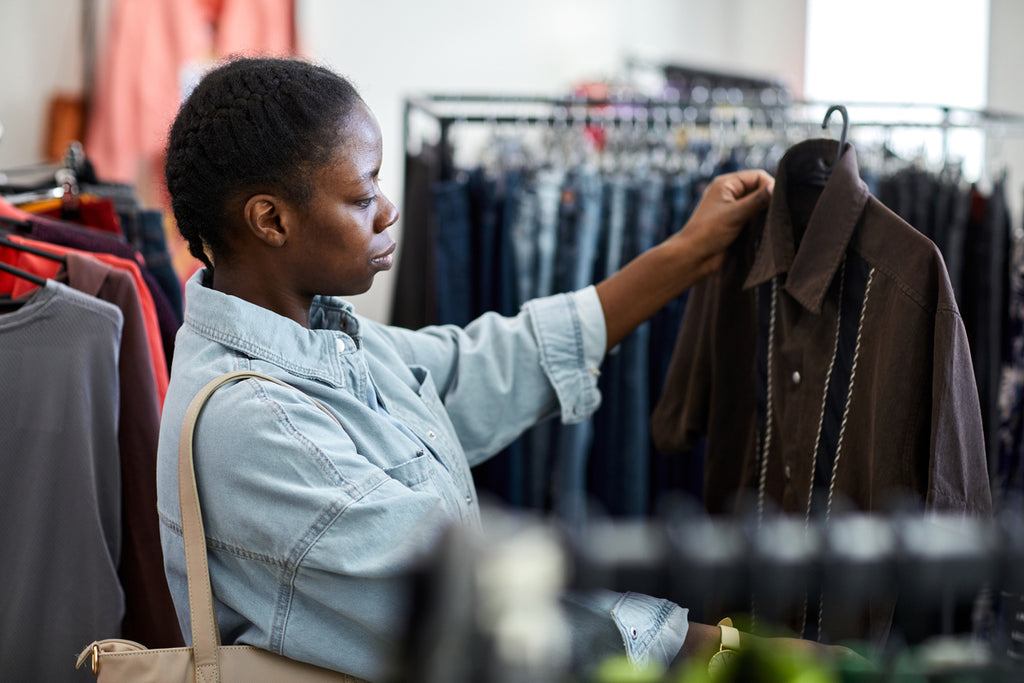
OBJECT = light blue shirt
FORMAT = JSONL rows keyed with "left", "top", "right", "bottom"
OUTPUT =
{"left": 156, "top": 270, "right": 688, "bottom": 681}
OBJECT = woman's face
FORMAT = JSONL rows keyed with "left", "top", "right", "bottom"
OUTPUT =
{"left": 289, "top": 101, "right": 399, "bottom": 297}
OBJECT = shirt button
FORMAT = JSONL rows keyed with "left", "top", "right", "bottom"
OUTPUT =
{"left": 791, "top": 371, "right": 802, "bottom": 385}
{"left": 784, "top": 464, "right": 793, "bottom": 480}
{"left": 465, "top": 495, "right": 473, "bottom": 504}
{"left": 630, "top": 627, "right": 638, "bottom": 639}
{"left": 427, "top": 430, "right": 437, "bottom": 440}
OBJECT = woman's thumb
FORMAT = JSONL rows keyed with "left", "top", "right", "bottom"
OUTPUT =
{"left": 730, "top": 180, "right": 773, "bottom": 222}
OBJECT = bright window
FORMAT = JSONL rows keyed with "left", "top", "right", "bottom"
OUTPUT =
{"left": 804, "top": 0, "right": 990, "bottom": 179}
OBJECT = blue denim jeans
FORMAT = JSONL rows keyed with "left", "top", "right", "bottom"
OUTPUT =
{"left": 510, "top": 172, "right": 540, "bottom": 308}
{"left": 600, "top": 172, "right": 664, "bottom": 516}
{"left": 552, "top": 168, "right": 605, "bottom": 522}
{"left": 431, "top": 179, "right": 474, "bottom": 326}
{"left": 522, "top": 167, "right": 568, "bottom": 509}
{"left": 137, "top": 209, "right": 183, "bottom": 323}
{"left": 649, "top": 173, "right": 703, "bottom": 507}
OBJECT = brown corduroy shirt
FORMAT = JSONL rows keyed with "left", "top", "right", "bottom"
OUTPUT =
{"left": 651, "top": 139, "right": 992, "bottom": 520}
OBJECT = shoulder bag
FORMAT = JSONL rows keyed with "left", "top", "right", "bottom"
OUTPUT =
{"left": 77, "top": 370, "right": 369, "bottom": 682}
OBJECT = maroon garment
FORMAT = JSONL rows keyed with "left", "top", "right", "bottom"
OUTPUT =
{"left": 60, "top": 252, "right": 183, "bottom": 646}
{"left": 28, "top": 214, "right": 181, "bottom": 368}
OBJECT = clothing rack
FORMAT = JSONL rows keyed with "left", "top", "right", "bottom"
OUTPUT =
{"left": 404, "top": 94, "right": 1024, "bottom": 180}
{"left": 0, "top": 141, "right": 87, "bottom": 205}
{"left": 401, "top": 507, "right": 1024, "bottom": 683}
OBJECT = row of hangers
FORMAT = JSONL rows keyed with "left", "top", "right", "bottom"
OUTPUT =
{"left": 470, "top": 102, "right": 852, "bottom": 180}
{"left": 0, "top": 140, "right": 82, "bottom": 294}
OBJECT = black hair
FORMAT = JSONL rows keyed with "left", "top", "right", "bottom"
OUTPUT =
{"left": 164, "top": 57, "right": 363, "bottom": 269}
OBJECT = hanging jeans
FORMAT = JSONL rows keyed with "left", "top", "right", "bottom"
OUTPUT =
{"left": 649, "top": 173, "right": 703, "bottom": 507}
{"left": 524, "top": 167, "right": 568, "bottom": 510}
{"left": 593, "top": 171, "right": 663, "bottom": 517}
{"left": 469, "top": 169, "right": 528, "bottom": 507}
{"left": 137, "top": 209, "right": 183, "bottom": 323}
{"left": 588, "top": 172, "right": 641, "bottom": 516}
{"left": 431, "top": 178, "right": 475, "bottom": 327}
{"left": 552, "top": 168, "right": 605, "bottom": 522}
{"left": 466, "top": 169, "right": 501, "bottom": 318}
{"left": 510, "top": 171, "right": 540, "bottom": 310}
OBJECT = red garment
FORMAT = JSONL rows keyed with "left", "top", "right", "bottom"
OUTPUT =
{"left": 85, "top": 0, "right": 298, "bottom": 183}
{"left": 21, "top": 195, "right": 124, "bottom": 236}
{"left": 0, "top": 236, "right": 169, "bottom": 404}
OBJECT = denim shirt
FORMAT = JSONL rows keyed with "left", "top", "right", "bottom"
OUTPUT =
{"left": 156, "top": 270, "right": 688, "bottom": 681}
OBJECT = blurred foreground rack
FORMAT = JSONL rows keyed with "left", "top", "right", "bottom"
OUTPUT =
{"left": 399, "top": 507, "right": 1024, "bottom": 683}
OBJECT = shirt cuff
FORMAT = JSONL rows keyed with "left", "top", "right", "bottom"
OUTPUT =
{"left": 611, "top": 592, "right": 689, "bottom": 670}
{"left": 571, "top": 285, "right": 607, "bottom": 371}
{"left": 525, "top": 287, "right": 605, "bottom": 424}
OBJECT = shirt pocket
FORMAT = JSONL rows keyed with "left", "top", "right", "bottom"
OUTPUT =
{"left": 384, "top": 451, "right": 462, "bottom": 516}
{"left": 408, "top": 364, "right": 446, "bottom": 418}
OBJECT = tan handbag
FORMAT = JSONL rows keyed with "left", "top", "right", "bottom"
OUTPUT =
{"left": 78, "top": 370, "right": 369, "bottom": 682}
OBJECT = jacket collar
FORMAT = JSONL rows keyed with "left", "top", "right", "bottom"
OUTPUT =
{"left": 182, "top": 269, "right": 363, "bottom": 385}
{"left": 744, "top": 139, "right": 870, "bottom": 313}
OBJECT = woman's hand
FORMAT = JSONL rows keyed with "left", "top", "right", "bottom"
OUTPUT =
{"left": 672, "top": 621, "right": 871, "bottom": 675}
{"left": 667, "top": 169, "right": 775, "bottom": 281}
{"left": 594, "top": 169, "right": 774, "bottom": 352}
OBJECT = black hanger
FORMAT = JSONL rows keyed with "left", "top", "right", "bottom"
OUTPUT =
{"left": 0, "top": 234, "right": 66, "bottom": 263}
{"left": 0, "top": 260, "right": 47, "bottom": 287}
{"left": 822, "top": 104, "right": 850, "bottom": 169}
{"left": 793, "top": 104, "right": 850, "bottom": 188}
{"left": 0, "top": 214, "right": 32, "bottom": 233}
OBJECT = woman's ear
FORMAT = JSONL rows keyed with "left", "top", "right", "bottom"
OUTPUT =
{"left": 243, "top": 194, "right": 291, "bottom": 248}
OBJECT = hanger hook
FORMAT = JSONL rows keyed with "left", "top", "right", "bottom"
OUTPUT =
{"left": 822, "top": 104, "right": 849, "bottom": 163}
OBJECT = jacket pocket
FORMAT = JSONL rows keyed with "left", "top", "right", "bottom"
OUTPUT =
{"left": 384, "top": 452, "right": 432, "bottom": 489}
{"left": 384, "top": 452, "right": 462, "bottom": 515}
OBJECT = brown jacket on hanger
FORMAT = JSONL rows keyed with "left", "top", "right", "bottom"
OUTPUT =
{"left": 652, "top": 139, "right": 991, "bottom": 519}
{"left": 650, "top": 138, "right": 992, "bottom": 642}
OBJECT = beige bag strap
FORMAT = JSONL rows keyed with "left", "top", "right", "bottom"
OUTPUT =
{"left": 179, "top": 370, "right": 341, "bottom": 680}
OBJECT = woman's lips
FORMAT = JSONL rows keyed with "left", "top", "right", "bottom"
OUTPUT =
{"left": 371, "top": 242, "right": 396, "bottom": 270}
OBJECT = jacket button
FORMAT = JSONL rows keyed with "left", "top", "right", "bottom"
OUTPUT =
{"left": 784, "top": 464, "right": 793, "bottom": 480}
{"left": 791, "top": 371, "right": 802, "bottom": 385}
{"left": 630, "top": 627, "right": 638, "bottom": 639}
{"left": 427, "top": 430, "right": 437, "bottom": 440}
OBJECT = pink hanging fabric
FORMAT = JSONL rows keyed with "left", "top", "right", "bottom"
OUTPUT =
{"left": 85, "top": 0, "right": 298, "bottom": 183}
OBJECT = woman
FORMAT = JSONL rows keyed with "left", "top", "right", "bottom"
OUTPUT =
{"left": 157, "top": 56, "right": 843, "bottom": 681}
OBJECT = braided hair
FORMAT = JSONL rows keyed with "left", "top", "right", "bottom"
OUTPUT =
{"left": 164, "top": 57, "right": 362, "bottom": 269}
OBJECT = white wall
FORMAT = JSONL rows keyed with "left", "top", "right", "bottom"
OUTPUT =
{"left": 988, "top": 0, "right": 1024, "bottom": 227}
{"left": 299, "top": 0, "right": 808, "bottom": 322}
{"left": 2, "top": 0, "right": 1017, "bottom": 323}
{"left": 0, "top": 1, "right": 86, "bottom": 167}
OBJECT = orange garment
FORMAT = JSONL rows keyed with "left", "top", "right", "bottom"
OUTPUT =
{"left": 0, "top": 237, "right": 169, "bottom": 404}
{"left": 85, "top": 0, "right": 298, "bottom": 183}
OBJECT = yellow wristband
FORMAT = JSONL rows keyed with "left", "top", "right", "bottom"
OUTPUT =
{"left": 718, "top": 618, "right": 740, "bottom": 650}
{"left": 708, "top": 617, "right": 740, "bottom": 675}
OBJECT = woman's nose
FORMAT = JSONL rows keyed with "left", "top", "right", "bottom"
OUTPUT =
{"left": 377, "top": 194, "right": 399, "bottom": 231}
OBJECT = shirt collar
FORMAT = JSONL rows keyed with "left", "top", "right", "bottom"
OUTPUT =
{"left": 183, "top": 269, "right": 363, "bottom": 384}
{"left": 744, "top": 139, "right": 870, "bottom": 313}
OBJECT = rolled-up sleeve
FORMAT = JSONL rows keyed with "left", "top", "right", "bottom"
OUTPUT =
{"left": 375, "top": 286, "right": 607, "bottom": 462}
{"left": 562, "top": 589, "right": 689, "bottom": 674}
{"left": 525, "top": 285, "right": 605, "bottom": 425}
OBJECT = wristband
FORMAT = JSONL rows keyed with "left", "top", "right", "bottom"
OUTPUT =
{"left": 707, "top": 617, "right": 740, "bottom": 675}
